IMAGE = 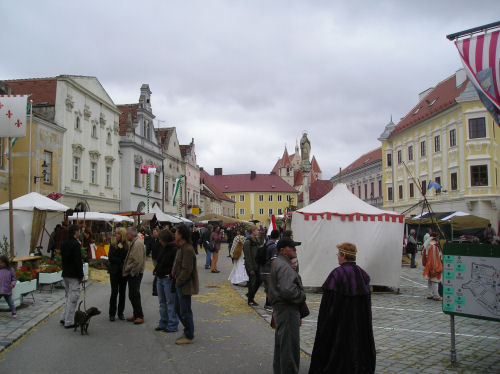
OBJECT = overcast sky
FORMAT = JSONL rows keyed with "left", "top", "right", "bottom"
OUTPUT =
{"left": 1, "top": 1, "right": 498, "bottom": 178}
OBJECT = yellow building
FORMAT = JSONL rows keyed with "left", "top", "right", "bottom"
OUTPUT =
{"left": 0, "top": 113, "right": 65, "bottom": 202}
{"left": 379, "top": 69, "right": 500, "bottom": 224}
{"left": 203, "top": 170, "right": 297, "bottom": 224}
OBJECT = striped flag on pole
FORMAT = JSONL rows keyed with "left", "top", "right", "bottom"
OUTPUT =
{"left": 172, "top": 174, "right": 184, "bottom": 206}
{"left": 0, "top": 95, "right": 28, "bottom": 137}
{"left": 454, "top": 30, "right": 500, "bottom": 124}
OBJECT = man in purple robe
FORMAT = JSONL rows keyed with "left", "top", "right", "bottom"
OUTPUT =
{"left": 309, "top": 242, "right": 376, "bottom": 374}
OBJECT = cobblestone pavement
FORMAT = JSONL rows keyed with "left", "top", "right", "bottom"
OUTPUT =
{"left": 233, "top": 253, "right": 500, "bottom": 374}
{"left": 0, "top": 283, "right": 72, "bottom": 352}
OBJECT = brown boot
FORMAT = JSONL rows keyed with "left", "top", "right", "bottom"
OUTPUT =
{"left": 133, "top": 318, "right": 144, "bottom": 324}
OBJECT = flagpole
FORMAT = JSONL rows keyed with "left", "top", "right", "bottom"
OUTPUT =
{"left": 28, "top": 99, "right": 33, "bottom": 193}
{"left": 8, "top": 136, "right": 14, "bottom": 258}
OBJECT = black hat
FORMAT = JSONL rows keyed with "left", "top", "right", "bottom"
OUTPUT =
{"left": 277, "top": 238, "right": 300, "bottom": 250}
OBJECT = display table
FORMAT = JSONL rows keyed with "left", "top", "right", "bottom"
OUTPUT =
{"left": 11, "top": 256, "right": 41, "bottom": 268}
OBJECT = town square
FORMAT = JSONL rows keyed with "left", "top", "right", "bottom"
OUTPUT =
{"left": 1, "top": 2, "right": 500, "bottom": 373}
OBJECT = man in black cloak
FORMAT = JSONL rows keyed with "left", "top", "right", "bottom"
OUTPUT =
{"left": 309, "top": 242, "right": 376, "bottom": 374}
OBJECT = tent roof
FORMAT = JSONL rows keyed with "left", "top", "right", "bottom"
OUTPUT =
{"left": 297, "top": 183, "right": 398, "bottom": 215}
{"left": 0, "top": 192, "right": 69, "bottom": 212}
{"left": 68, "top": 212, "right": 133, "bottom": 223}
{"left": 150, "top": 206, "right": 183, "bottom": 223}
{"left": 193, "top": 213, "right": 249, "bottom": 225}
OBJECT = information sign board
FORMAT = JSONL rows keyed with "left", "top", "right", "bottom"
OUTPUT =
{"left": 442, "top": 243, "right": 500, "bottom": 322}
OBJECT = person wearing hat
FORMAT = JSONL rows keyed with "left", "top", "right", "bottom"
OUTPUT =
{"left": 268, "top": 238, "right": 306, "bottom": 374}
{"left": 309, "top": 242, "right": 376, "bottom": 374}
{"left": 422, "top": 232, "right": 443, "bottom": 301}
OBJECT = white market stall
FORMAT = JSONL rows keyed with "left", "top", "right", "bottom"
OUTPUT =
{"left": 291, "top": 184, "right": 405, "bottom": 289}
{"left": 150, "top": 205, "right": 183, "bottom": 223}
{"left": 0, "top": 192, "right": 69, "bottom": 258}
{"left": 68, "top": 212, "right": 134, "bottom": 223}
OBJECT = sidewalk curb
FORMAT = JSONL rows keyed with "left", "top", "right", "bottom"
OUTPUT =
{"left": 231, "top": 284, "right": 312, "bottom": 357}
{"left": 0, "top": 281, "right": 94, "bottom": 354}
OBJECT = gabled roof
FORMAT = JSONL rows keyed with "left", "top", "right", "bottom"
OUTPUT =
{"left": 271, "top": 147, "right": 293, "bottom": 174}
{"left": 180, "top": 144, "right": 190, "bottom": 159}
{"left": 155, "top": 127, "right": 175, "bottom": 147}
{"left": 204, "top": 173, "right": 297, "bottom": 193}
{"left": 311, "top": 156, "right": 321, "bottom": 173}
{"left": 200, "top": 169, "right": 233, "bottom": 202}
{"left": 298, "top": 180, "right": 333, "bottom": 202}
{"left": 390, "top": 73, "right": 468, "bottom": 137}
{"left": 117, "top": 104, "right": 138, "bottom": 136}
{"left": 341, "top": 147, "right": 382, "bottom": 174}
{"left": 2, "top": 78, "right": 58, "bottom": 105}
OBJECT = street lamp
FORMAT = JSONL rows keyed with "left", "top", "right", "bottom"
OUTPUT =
{"left": 34, "top": 160, "right": 48, "bottom": 184}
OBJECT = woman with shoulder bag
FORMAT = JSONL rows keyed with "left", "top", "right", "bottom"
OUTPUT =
{"left": 108, "top": 227, "right": 129, "bottom": 321}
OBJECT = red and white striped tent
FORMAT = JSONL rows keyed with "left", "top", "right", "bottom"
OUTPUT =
{"left": 291, "top": 183, "right": 404, "bottom": 288}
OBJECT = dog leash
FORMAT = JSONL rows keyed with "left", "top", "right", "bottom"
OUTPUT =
{"left": 82, "top": 278, "right": 87, "bottom": 311}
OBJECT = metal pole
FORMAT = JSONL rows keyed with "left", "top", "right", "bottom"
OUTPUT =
{"left": 8, "top": 137, "right": 14, "bottom": 258}
{"left": 28, "top": 99, "right": 33, "bottom": 193}
{"left": 446, "top": 20, "right": 500, "bottom": 40}
{"left": 450, "top": 314, "right": 457, "bottom": 365}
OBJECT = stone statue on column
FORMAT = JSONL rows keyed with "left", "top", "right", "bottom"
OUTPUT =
{"left": 300, "top": 132, "right": 312, "bottom": 206}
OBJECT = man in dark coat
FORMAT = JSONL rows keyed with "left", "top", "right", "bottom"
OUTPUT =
{"left": 150, "top": 228, "right": 162, "bottom": 296}
{"left": 309, "top": 242, "right": 376, "bottom": 374}
{"left": 243, "top": 227, "right": 261, "bottom": 306}
{"left": 60, "top": 224, "right": 84, "bottom": 328}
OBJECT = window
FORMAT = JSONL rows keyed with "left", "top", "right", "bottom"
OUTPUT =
{"left": 165, "top": 182, "right": 169, "bottom": 201}
{"left": 259, "top": 208, "right": 264, "bottom": 215}
{"left": 408, "top": 145, "right": 413, "bottom": 161}
{"left": 106, "top": 167, "right": 111, "bottom": 187}
{"left": 286, "top": 195, "right": 291, "bottom": 202}
{"left": 43, "top": 151, "right": 52, "bottom": 184}
{"left": 387, "top": 153, "right": 392, "bottom": 167}
{"left": 239, "top": 195, "right": 245, "bottom": 202}
{"left": 370, "top": 182, "right": 374, "bottom": 197}
{"left": 421, "top": 180, "right": 427, "bottom": 194}
{"left": 420, "top": 140, "right": 426, "bottom": 157}
{"left": 449, "top": 129, "right": 456, "bottom": 147}
{"left": 277, "top": 208, "right": 282, "bottom": 215}
{"left": 434, "top": 176, "right": 441, "bottom": 194}
{"left": 450, "top": 172, "right": 457, "bottom": 190}
{"left": 91, "top": 125, "right": 97, "bottom": 138}
{"left": 154, "top": 175, "right": 160, "bottom": 192}
{"left": 135, "top": 166, "right": 140, "bottom": 187}
{"left": 278, "top": 194, "right": 282, "bottom": 202}
{"left": 397, "top": 150, "right": 402, "bottom": 164}
{"left": 434, "top": 135, "right": 440, "bottom": 152}
{"left": 378, "top": 180, "right": 382, "bottom": 197}
{"left": 73, "top": 156, "right": 80, "bottom": 180}
{"left": 268, "top": 195, "right": 273, "bottom": 202}
{"left": 469, "top": 118, "right": 486, "bottom": 139}
{"left": 471, "top": 165, "right": 488, "bottom": 186}
{"left": 0, "top": 139, "right": 4, "bottom": 169}
{"left": 398, "top": 185, "right": 403, "bottom": 199}
{"left": 259, "top": 194, "right": 264, "bottom": 202}
{"left": 358, "top": 185, "right": 361, "bottom": 198}
{"left": 107, "top": 132, "right": 112, "bottom": 145}
{"left": 239, "top": 208, "right": 245, "bottom": 215}
{"left": 409, "top": 183, "right": 414, "bottom": 198}
{"left": 352, "top": 187, "right": 355, "bottom": 194}
{"left": 230, "top": 195, "right": 235, "bottom": 202}
{"left": 387, "top": 187, "right": 393, "bottom": 201}
{"left": 75, "top": 116, "right": 80, "bottom": 130}
{"left": 364, "top": 184, "right": 367, "bottom": 200}
{"left": 268, "top": 208, "right": 273, "bottom": 215}
{"left": 90, "top": 162, "right": 97, "bottom": 184}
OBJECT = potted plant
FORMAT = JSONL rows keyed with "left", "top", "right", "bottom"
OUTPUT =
{"left": 0, "top": 266, "right": 37, "bottom": 309}
{"left": 38, "top": 259, "right": 63, "bottom": 285}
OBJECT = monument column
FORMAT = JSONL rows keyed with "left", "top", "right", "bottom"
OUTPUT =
{"left": 300, "top": 132, "right": 312, "bottom": 207}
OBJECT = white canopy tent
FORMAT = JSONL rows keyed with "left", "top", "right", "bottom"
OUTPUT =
{"left": 291, "top": 184, "right": 405, "bottom": 289}
{"left": 0, "top": 193, "right": 70, "bottom": 258}
{"left": 68, "top": 212, "right": 134, "bottom": 223}
{"left": 150, "top": 205, "right": 183, "bottom": 223}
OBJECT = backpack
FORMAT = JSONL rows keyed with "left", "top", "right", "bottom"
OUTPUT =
{"left": 255, "top": 242, "right": 269, "bottom": 266}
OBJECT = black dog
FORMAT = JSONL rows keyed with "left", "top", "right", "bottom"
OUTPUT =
{"left": 74, "top": 301, "right": 101, "bottom": 335}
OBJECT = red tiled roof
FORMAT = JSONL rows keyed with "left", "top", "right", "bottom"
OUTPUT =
{"left": 204, "top": 173, "right": 298, "bottom": 193}
{"left": 200, "top": 170, "right": 233, "bottom": 202}
{"left": 180, "top": 145, "right": 190, "bottom": 159}
{"left": 293, "top": 169, "right": 315, "bottom": 187}
{"left": 298, "top": 180, "right": 333, "bottom": 202}
{"left": 2, "top": 78, "right": 58, "bottom": 105}
{"left": 341, "top": 147, "right": 382, "bottom": 174}
{"left": 271, "top": 147, "right": 293, "bottom": 174}
{"left": 117, "top": 104, "right": 138, "bottom": 136}
{"left": 311, "top": 156, "right": 321, "bottom": 173}
{"left": 390, "top": 73, "right": 468, "bottom": 137}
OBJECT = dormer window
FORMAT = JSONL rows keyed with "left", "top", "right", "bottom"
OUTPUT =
{"left": 428, "top": 97, "right": 438, "bottom": 106}
{"left": 413, "top": 107, "right": 421, "bottom": 115}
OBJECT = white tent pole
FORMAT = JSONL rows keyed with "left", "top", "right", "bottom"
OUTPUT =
{"left": 27, "top": 99, "right": 33, "bottom": 193}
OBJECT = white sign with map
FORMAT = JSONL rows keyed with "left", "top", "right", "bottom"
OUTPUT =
{"left": 442, "top": 254, "right": 500, "bottom": 320}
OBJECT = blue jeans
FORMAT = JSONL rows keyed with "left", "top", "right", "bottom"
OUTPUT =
{"left": 0, "top": 294, "right": 16, "bottom": 315}
{"left": 175, "top": 286, "right": 194, "bottom": 340}
{"left": 204, "top": 245, "right": 212, "bottom": 268}
{"left": 157, "top": 277, "right": 179, "bottom": 331}
{"left": 410, "top": 252, "right": 416, "bottom": 268}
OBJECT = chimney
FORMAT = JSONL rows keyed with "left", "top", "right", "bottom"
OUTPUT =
{"left": 214, "top": 168, "right": 223, "bottom": 175}
{"left": 250, "top": 171, "right": 256, "bottom": 180}
{"left": 456, "top": 68, "right": 466, "bottom": 88}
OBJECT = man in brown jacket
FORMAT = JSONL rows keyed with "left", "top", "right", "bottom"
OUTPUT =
{"left": 123, "top": 227, "right": 146, "bottom": 324}
{"left": 173, "top": 224, "right": 199, "bottom": 344}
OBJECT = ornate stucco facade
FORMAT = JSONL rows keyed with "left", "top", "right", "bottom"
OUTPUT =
{"left": 380, "top": 69, "right": 500, "bottom": 224}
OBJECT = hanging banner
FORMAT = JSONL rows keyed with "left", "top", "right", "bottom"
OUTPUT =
{"left": 454, "top": 30, "right": 500, "bottom": 124}
{"left": 0, "top": 95, "right": 28, "bottom": 137}
{"left": 172, "top": 174, "right": 184, "bottom": 206}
